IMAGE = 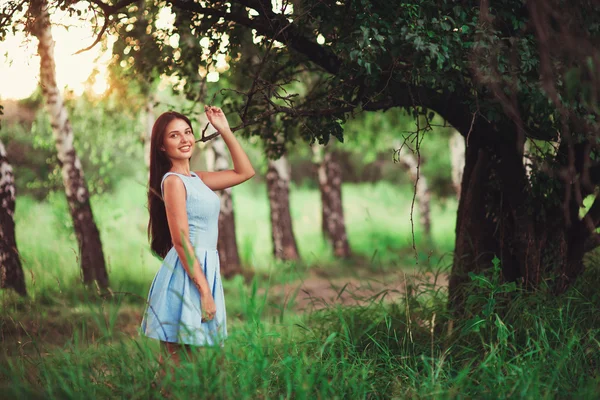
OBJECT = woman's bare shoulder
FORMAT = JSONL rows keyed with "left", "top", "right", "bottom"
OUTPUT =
{"left": 162, "top": 174, "right": 186, "bottom": 196}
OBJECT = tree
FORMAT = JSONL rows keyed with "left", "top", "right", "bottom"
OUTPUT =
{"left": 0, "top": 137, "right": 27, "bottom": 296}
{"left": 206, "top": 135, "right": 243, "bottom": 278}
{"left": 312, "top": 144, "right": 351, "bottom": 258}
{"left": 266, "top": 135, "right": 301, "bottom": 261}
{"left": 63, "top": 0, "right": 600, "bottom": 313}
{"left": 449, "top": 129, "right": 465, "bottom": 199}
{"left": 26, "top": 0, "right": 109, "bottom": 289}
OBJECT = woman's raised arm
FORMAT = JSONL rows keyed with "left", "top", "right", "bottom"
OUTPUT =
{"left": 196, "top": 106, "right": 255, "bottom": 191}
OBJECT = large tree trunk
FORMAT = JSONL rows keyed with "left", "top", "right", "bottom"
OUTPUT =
{"left": 394, "top": 142, "right": 432, "bottom": 240}
{"left": 29, "top": 0, "right": 109, "bottom": 289}
{"left": 449, "top": 129, "right": 465, "bottom": 199}
{"left": 0, "top": 140, "right": 27, "bottom": 296}
{"left": 448, "top": 122, "right": 587, "bottom": 315}
{"left": 206, "top": 136, "right": 242, "bottom": 278}
{"left": 448, "top": 133, "right": 499, "bottom": 314}
{"left": 266, "top": 154, "right": 300, "bottom": 261}
{"left": 313, "top": 146, "right": 351, "bottom": 258}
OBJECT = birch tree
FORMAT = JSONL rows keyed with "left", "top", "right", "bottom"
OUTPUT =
{"left": 266, "top": 150, "right": 300, "bottom": 261}
{"left": 0, "top": 139, "right": 27, "bottom": 296}
{"left": 206, "top": 135, "right": 242, "bottom": 278}
{"left": 28, "top": 0, "right": 109, "bottom": 289}
{"left": 449, "top": 129, "right": 465, "bottom": 199}
{"left": 312, "top": 145, "right": 351, "bottom": 258}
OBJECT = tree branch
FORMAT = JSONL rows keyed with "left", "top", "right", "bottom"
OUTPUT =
{"left": 169, "top": 0, "right": 341, "bottom": 74}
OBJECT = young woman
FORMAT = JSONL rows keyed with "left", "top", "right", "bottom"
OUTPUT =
{"left": 141, "top": 105, "right": 255, "bottom": 367}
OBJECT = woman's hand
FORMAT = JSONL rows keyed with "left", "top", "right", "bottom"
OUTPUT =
{"left": 201, "top": 292, "right": 217, "bottom": 322}
{"left": 205, "top": 105, "right": 231, "bottom": 133}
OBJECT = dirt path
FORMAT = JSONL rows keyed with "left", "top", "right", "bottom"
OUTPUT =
{"left": 265, "top": 269, "right": 448, "bottom": 312}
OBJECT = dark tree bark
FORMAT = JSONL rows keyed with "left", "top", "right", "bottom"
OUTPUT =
{"left": 0, "top": 140, "right": 27, "bottom": 296}
{"left": 448, "top": 133, "right": 499, "bottom": 313}
{"left": 448, "top": 118, "right": 591, "bottom": 314}
{"left": 266, "top": 154, "right": 300, "bottom": 261}
{"left": 313, "top": 146, "right": 351, "bottom": 258}
{"left": 29, "top": 0, "right": 109, "bottom": 289}
{"left": 208, "top": 136, "right": 242, "bottom": 278}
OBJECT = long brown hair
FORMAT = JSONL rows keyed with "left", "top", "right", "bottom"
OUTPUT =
{"left": 148, "top": 111, "right": 193, "bottom": 258}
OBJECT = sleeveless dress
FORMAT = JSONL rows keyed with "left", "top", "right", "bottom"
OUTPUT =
{"left": 140, "top": 171, "right": 227, "bottom": 346}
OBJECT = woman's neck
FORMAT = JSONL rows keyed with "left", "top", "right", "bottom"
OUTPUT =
{"left": 169, "top": 160, "right": 191, "bottom": 176}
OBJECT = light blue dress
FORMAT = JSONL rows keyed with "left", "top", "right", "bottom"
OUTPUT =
{"left": 141, "top": 171, "right": 227, "bottom": 346}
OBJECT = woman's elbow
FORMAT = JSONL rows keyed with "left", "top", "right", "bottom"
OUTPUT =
{"left": 243, "top": 169, "right": 256, "bottom": 181}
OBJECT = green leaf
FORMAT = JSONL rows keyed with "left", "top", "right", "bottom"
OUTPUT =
{"left": 468, "top": 272, "right": 493, "bottom": 289}
{"left": 482, "top": 297, "right": 496, "bottom": 317}
{"left": 461, "top": 317, "right": 487, "bottom": 335}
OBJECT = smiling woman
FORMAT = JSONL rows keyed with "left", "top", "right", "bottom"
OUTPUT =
{"left": 161, "top": 119, "right": 195, "bottom": 160}
{"left": 141, "top": 106, "right": 255, "bottom": 377}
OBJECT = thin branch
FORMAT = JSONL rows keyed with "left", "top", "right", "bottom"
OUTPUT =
{"left": 73, "top": 18, "right": 109, "bottom": 54}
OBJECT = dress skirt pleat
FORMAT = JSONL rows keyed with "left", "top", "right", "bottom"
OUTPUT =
{"left": 141, "top": 246, "right": 227, "bottom": 346}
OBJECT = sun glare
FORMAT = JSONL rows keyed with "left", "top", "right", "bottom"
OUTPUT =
{"left": 0, "top": 4, "right": 232, "bottom": 101}
{"left": 0, "top": 9, "right": 112, "bottom": 100}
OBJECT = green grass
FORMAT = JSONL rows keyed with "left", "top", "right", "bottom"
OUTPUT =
{"left": 2, "top": 264, "right": 600, "bottom": 399}
{"left": 11, "top": 178, "right": 599, "bottom": 398}
{"left": 11, "top": 177, "right": 456, "bottom": 303}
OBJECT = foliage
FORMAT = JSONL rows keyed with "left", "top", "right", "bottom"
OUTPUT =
{"left": 2, "top": 258, "right": 600, "bottom": 398}
{"left": 460, "top": 257, "right": 517, "bottom": 338}
{"left": 0, "top": 93, "right": 144, "bottom": 198}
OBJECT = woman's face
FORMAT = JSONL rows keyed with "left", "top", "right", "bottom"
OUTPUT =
{"left": 161, "top": 118, "right": 194, "bottom": 161}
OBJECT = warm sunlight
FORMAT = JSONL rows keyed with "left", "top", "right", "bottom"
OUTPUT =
{"left": 0, "top": 5, "right": 228, "bottom": 100}
{"left": 0, "top": 9, "right": 112, "bottom": 100}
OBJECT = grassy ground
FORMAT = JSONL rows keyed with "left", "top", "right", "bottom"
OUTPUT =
{"left": 2, "top": 267, "right": 600, "bottom": 399}
{"left": 3, "top": 179, "right": 600, "bottom": 398}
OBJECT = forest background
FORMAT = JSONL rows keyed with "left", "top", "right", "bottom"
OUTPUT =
{"left": 2, "top": 0, "right": 600, "bottom": 398}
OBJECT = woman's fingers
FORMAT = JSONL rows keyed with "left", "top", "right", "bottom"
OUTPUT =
{"left": 204, "top": 105, "right": 223, "bottom": 114}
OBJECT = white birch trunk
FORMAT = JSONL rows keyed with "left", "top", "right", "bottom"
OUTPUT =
{"left": 0, "top": 140, "right": 27, "bottom": 296}
{"left": 267, "top": 153, "right": 300, "bottom": 260}
{"left": 29, "top": 0, "right": 109, "bottom": 288}
{"left": 206, "top": 134, "right": 241, "bottom": 277}
{"left": 312, "top": 145, "right": 351, "bottom": 258}
{"left": 449, "top": 129, "right": 466, "bottom": 200}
